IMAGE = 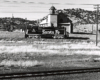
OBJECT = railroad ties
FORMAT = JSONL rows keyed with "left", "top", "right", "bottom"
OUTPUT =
{"left": 0, "top": 68, "right": 100, "bottom": 79}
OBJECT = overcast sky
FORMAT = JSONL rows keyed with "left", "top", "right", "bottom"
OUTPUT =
{"left": 0, "top": 0, "right": 100, "bottom": 20}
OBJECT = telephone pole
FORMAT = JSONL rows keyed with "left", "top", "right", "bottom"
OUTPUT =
{"left": 94, "top": 5, "right": 100, "bottom": 46}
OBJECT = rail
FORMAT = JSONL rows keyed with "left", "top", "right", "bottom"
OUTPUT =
{"left": 0, "top": 67, "right": 100, "bottom": 79}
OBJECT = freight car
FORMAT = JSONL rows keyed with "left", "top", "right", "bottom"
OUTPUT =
{"left": 25, "top": 26, "right": 69, "bottom": 39}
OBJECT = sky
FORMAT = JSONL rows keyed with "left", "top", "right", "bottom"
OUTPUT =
{"left": 0, "top": 0, "right": 100, "bottom": 20}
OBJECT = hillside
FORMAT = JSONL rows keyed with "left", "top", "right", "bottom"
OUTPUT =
{"left": 0, "top": 17, "right": 37, "bottom": 31}
{"left": 63, "top": 8, "right": 97, "bottom": 24}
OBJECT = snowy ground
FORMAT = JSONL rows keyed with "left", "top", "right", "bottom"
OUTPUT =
{"left": 0, "top": 40, "right": 100, "bottom": 55}
{"left": 0, "top": 31, "right": 100, "bottom": 70}
{"left": 0, "top": 40, "right": 100, "bottom": 68}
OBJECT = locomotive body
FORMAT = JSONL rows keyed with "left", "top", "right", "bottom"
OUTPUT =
{"left": 25, "top": 26, "right": 69, "bottom": 39}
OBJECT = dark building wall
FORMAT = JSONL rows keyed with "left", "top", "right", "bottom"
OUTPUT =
{"left": 58, "top": 13, "right": 73, "bottom": 33}
{"left": 58, "top": 13, "right": 68, "bottom": 23}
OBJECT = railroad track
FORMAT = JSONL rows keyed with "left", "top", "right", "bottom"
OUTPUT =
{"left": 0, "top": 68, "right": 100, "bottom": 79}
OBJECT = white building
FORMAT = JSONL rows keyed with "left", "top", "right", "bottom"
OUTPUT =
{"left": 39, "top": 6, "right": 73, "bottom": 33}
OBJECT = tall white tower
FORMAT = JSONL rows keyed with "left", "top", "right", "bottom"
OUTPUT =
{"left": 48, "top": 6, "right": 58, "bottom": 27}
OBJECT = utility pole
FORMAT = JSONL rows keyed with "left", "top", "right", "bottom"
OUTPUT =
{"left": 94, "top": 5, "right": 100, "bottom": 46}
{"left": 92, "top": 24, "right": 93, "bottom": 34}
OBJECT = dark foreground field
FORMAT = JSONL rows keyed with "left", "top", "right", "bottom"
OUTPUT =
{"left": 8, "top": 72, "right": 100, "bottom": 80}
{"left": 0, "top": 31, "right": 100, "bottom": 80}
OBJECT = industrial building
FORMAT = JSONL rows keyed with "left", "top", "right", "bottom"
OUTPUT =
{"left": 39, "top": 6, "right": 73, "bottom": 33}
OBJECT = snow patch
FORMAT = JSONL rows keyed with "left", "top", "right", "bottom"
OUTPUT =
{"left": 0, "top": 60, "right": 43, "bottom": 67}
{"left": 0, "top": 43, "right": 100, "bottom": 55}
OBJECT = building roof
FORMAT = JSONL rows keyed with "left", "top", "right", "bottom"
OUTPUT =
{"left": 49, "top": 6, "right": 56, "bottom": 10}
{"left": 39, "top": 19, "right": 47, "bottom": 24}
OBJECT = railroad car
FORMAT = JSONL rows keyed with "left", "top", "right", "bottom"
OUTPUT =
{"left": 25, "top": 25, "right": 69, "bottom": 39}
